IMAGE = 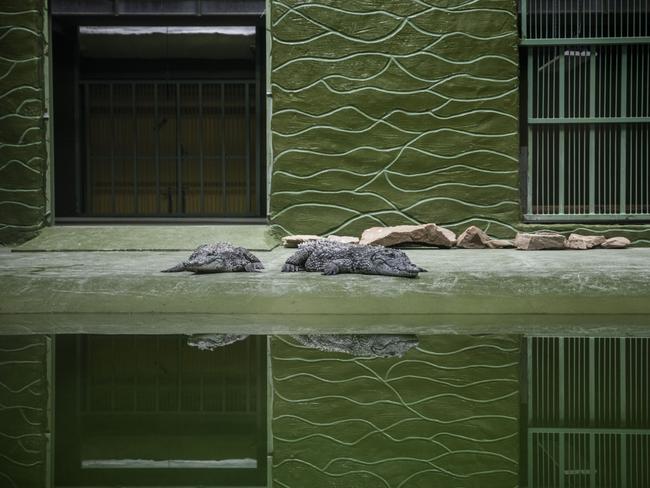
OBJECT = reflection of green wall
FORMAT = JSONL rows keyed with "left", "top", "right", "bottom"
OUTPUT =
{"left": 0, "top": 335, "right": 50, "bottom": 488}
{"left": 269, "top": 0, "right": 520, "bottom": 237}
{"left": 271, "top": 335, "right": 520, "bottom": 487}
{"left": 0, "top": 0, "right": 47, "bottom": 245}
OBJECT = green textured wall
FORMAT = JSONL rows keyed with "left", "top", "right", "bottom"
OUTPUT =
{"left": 0, "top": 335, "right": 50, "bottom": 488}
{"left": 0, "top": 1, "right": 47, "bottom": 245}
{"left": 271, "top": 335, "right": 520, "bottom": 487}
{"left": 269, "top": 0, "right": 520, "bottom": 237}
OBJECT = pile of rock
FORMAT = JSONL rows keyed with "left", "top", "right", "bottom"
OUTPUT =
{"left": 359, "top": 224, "right": 456, "bottom": 248}
{"left": 514, "top": 232, "right": 631, "bottom": 250}
{"left": 281, "top": 225, "right": 632, "bottom": 251}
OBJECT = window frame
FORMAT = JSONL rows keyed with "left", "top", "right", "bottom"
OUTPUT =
{"left": 50, "top": 11, "right": 268, "bottom": 223}
{"left": 519, "top": 1, "right": 650, "bottom": 223}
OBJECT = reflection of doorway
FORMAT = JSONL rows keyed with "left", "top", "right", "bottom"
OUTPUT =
{"left": 52, "top": 22, "right": 266, "bottom": 221}
{"left": 55, "top": 335, "right": 267, "bottom": 487}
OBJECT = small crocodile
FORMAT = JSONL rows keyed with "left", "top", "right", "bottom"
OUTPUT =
{"left": 187, "top": 334, "right": 249, "bottom": 350}
{"left": 162, "top": 242, "right": 264, "bottom": 273}
{"left": 281, "top": 240, "right": 426, "bottom": 278}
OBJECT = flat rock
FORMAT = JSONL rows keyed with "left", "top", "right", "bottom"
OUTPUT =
{"left": 359, "top": 224, "right": 456, "bottom": 248}
{"left": 566, "top": 233, "right": 606, "bottom": 250}
{"left": 282, "top": 234, "right": 321, "bottom": 248}
{"left": 457, "top": 226, "right": 491, "bottom": 249}
{"left": 601, "top": 236, "right": 632, "bottom": 249}
{"left": 326, "top": 235, "right": 359, "bottom": 245}
{"left": 486, "top": 239, "right": 515, "bottom": 249}
{"left": 515, "top": 232, "right": 567, "bottom": 250}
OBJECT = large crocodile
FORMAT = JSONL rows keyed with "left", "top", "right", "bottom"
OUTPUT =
{"left": 281, "top": 240, "right": 426, "bottom": 278}
{"left": 162, "top": 242, "right": 264, "bottom": 273}
{"left": 187, "top": 334, "right": 419, "bottom": 358}
{"left": 292, "top": 334, "right": 418, "bottom": 358}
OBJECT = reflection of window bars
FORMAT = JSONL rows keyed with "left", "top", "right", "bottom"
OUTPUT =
{"left": 521, "top": 1, "right": 650, "bottom": 221}
{"left": 81, "top": 335, "right": 259, "bottom": 413}
{"left": 524, "top": 337, "right": 650, "bottom": 487}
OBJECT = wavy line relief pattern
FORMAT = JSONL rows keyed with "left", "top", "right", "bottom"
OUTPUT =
{"left": 269, "top": 0, "right": 520, "bottom": 238}
{"left": 0, "top": 336, "right": 48, "bottom": 488}
{"left": 271, "top": 335, "right": 519, "bottom": 488}
{"left": 0, "top": 3, "right": 46, "bottom": 245}
{"left": 272, "top": 0, "right": 514, "bottom": 43}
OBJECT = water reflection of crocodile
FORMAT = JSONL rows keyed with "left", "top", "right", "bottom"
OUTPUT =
{"left": 188, "top": 334, "right": 419, "bottom": 358}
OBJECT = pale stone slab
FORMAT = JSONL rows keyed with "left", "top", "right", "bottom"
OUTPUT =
{"left": 486, "top": 239, "right": 515, "bottom": 249}
{"left": 566, "top": 234, "right": 606, "bottom": 250}
{"left": 326, "top": 235, "right": 359, "bottom": 245}
{"left": 601, "top": 237, "right": 631, "bottom": 249}
{"left": 359, "top": 224, "right": 456, "bottom": 248}
{"left": 281, "top": 235, "right": 321, "bottom": 248}
{"left": 515, "top": 232, "right": 567, "bottom": 250}
{"left": 457, "top": 226, "right": 491, "bottom": 249}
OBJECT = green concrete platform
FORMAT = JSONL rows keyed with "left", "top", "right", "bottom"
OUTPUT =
{"left": 1, "top": 247, "right": 650, "bottom": 336}
{"left": 13, "top": 225, "right": 279, "bottom": 251}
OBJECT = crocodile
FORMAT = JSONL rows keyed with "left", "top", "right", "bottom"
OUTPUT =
{"left": 187, "top": 334, "right": 249, "bottom": 350}
{"left": 292, "top": 334, "right": 418, "bottom": 358}
{"left": 187, "top": 334, "right": 418, "bottom": 358}
{"left": 162, "top": 242, "right": 264, "bottom": 273}
{"left": 281, "top": 240, "right": 426, "bottom": 278}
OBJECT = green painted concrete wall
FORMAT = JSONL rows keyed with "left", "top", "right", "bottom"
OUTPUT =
{"left": 269, "top": 0, "right": 520, "bottom": 237}
{"left": 0, "top": 1, "right": 48, "bottom": 245}
{"left": 0, "top": 0, "right": 649, "bottom": 245}
{"left": 271, "top": 335, "right": 520, "bottom": 487}
{"left": 0, "top": 335, "right": 50, "bottom": 488}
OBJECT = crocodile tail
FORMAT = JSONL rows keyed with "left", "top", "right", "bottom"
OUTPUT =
{"left": 161, "top": 262, "right": 186, "bottom": 272}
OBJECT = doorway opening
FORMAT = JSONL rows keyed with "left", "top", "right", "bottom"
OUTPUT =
{"left": 52, "top": 17, "right": 266, "bottom": 221}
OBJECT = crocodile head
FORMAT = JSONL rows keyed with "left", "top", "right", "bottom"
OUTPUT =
{"left": 369, "top": 247, "right": 426, "bottom": 278}
{"left": 185, "top": 250, "right": 248, "bottom": 273}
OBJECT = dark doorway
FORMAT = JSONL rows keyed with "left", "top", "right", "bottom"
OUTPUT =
{"left": 52, "top": 15, "right": 266, "bottom": 221}
{"left": 55, "top": 335, "right": 267, "bottom": 487}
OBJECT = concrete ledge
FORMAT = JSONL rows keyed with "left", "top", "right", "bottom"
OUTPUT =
{"left": 1, "top": 249, "right": 650, "bottom": 335}
{"left": 13, "top": 225, "right": 279, "bottom": 251}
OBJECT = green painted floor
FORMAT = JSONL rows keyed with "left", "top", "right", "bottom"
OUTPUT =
{"left": 13, "top": 225, "right": 279, "bottom": 251}
{"left": 1, "top": 244, "right": 650, "bottom": 336}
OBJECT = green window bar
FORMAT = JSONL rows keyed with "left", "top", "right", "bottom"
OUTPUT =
{"left": 521, "top": 1, "right": 650, "bottom": 222}
{"left": 525, "top": 336, "right": 650, "bottom": 488}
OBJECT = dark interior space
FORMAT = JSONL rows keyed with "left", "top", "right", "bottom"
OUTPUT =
{"left": 52, "top": 15, "right": 266, "bottom": 221}
{"left": 55, "top": 334, "right": 267, "bottom": 487}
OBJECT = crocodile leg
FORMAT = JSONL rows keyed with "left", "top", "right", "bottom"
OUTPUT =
{"left": 242, "top": 248, "right": 264, "bottom": 269}
{"left": 244, "top": 262, "right": 264, "bottom": 272}
{"left": 282, "top": 248, "right": 310, "bottom": 272}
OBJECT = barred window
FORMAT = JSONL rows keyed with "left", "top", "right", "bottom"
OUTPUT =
{"left": 523, "top": 336, "right": 650, "bottom": 488}
{"left": 521, "top": 1, "right": 650, "bottom": 222}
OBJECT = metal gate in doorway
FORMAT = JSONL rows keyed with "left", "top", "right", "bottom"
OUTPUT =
{"left": 81, "top": 80, "right": 262, "bottom": 218}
